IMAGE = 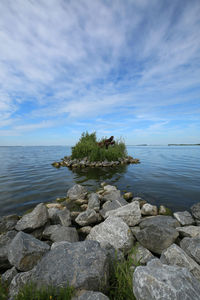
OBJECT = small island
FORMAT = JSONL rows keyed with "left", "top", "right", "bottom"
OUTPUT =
{"left": 52, "top": 132, "right": 140, "bottom": 169}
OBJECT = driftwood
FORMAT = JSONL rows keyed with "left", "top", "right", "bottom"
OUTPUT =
{"left": 97, "top": 136, "right": 115, "bottom": 149}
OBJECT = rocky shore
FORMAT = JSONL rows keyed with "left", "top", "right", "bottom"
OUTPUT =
{"left": 1, "top": 183, "right": 200, "bottom": 299}
{"left": 52, "top": 155, "right": 140, "bottom": 169}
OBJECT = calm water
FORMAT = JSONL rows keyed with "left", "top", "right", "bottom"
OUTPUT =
{"left": 0, "top": 146, "right": 199, "bottom": 216}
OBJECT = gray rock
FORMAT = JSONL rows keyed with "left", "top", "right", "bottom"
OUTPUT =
{"left": 130, "top": 226, "right": 141, "bottom": 238}
{"left": 103, "top": 185, "right": 117, "bottom": 192}
{"left": 0, "top": 230, "right": 17, "bottom": 270}
{"left": 48, "top": 207, "right": 71, "bottom": 226}
{"left": 15, "top": 203, "right": 48, "bottom": 231}
{"left": 51, "top": 241, "right": 71, "bottom": 250}
{"left": 191, "top": 202, "right": 200, "bottom": 222}
{"left": 131, "top": 243, "right": 154, "bottom": 265}
{"left": 159, "top": 205, "right": 168, "bottom": 215}
{"left": 123, "top": 192, "right": 133, "bottom": 201}
{"left": 139, "top": 215, "right": 180, "bottom": 229}
{"left": 180, "top": 237, "right": 200, "bottom": 265}
{"left": 72, "top": 291, "right": 110, "bottom": 300}
{"left": 131, "top": 197, "right": 147, "bottom": 208}
{"left": 0, "top": 215, "right": 19, "bottom": 234}
{"left": 33, "top": 240, "right": 109, "bottom": 292}
{"left": 50, "top": 226, "right": 79, "bottom": 243}
{"left": 160, "top": 244, "right": 200, "bottom": 281}
{"left": 8, "top": 231, "right": 50, "bottom": 271}
{"left": 88, "top": 193, "right": 100, "bottom": 212}
{"left": 133, "top": 259, "right": 200, "bottom": 300}
{"left": 67, "top": 184, "right": 87, "bottom": 200}
{"left": 9, "top": 269, "right": 34, "bottom": 299}
{"left": 135, "top": 224, "right": 179, "bottom": 254}
{"left": 87, "top": 216, "right": 134, "bottom": 253}
{"left": 1, "top": 266, "right": 18, "bottom": 284}
{"left": 105, "top": 201, "right": 141, "bottom": 226}
{"left": 141, "top": 203, "right": 158, "bottom": 216}
{"left": 100, "top": 191, "right": 128, "bottom": 218}
{"left": 173, "top": 211, "right": 195, "bottom": 226}
{"left": 78, "top": 226, "right": 92, "bottom": 235}
{"left": 177, "top": 226, "right": 200, "bottom": 238}
{"left": 75, "top": 209, "right": 101, "bottom": 226}
{"left": 42, "top": 224, "right": 62, "bottom": 239}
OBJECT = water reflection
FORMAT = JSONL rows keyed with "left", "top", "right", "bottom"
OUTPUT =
{"left": 71, "top": 165, "right": 127, "bottom": 184}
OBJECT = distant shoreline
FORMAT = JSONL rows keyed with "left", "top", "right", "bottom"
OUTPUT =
{"left": 168, "top": 144, "right": 200, "bottom": 146}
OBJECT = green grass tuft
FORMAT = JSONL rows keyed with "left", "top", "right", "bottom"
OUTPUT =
{"left": 107, "top": 247, "right": 140, "bottom": 300}
{"left": 15, "top": 282, "right": 74, "bottom": 300}
{"left": 0, "top": 278, "right": 9, "bottom": 300}
{"left": 71, "top": 131, "right": 127, "bottom": 162}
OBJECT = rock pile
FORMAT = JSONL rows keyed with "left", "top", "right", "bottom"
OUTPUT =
{"left": 1, "top": 184, "right": 200, "bottom": 299}
{"left": 52, "top": 155, "right": 140, "bottom": 169}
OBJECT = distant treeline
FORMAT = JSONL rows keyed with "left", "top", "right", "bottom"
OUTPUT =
{"left": 168, "top": 144, "right": 200, "bottom": 146}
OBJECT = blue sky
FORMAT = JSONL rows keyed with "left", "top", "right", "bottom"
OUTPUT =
{"left": 0, "top": 0, "right": 200, "bottom": 145}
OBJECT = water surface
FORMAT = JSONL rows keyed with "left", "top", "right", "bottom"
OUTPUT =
{"left": 0, "top": 146, "right": 199, "bottom": 216}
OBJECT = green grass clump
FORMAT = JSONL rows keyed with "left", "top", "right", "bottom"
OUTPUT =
{"left": 0, "top": 278, "right": 9, "bottom": 300}
{"left": 108, "top": 247, "right": 140, "bottom": 300}
{"left": 71, "top": 132, "right": 127, "bottom": 162}
{"left": 15, "top": 282, "right": 74, "bottom": 300}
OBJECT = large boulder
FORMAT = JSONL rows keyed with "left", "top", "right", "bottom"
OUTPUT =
{"left": 15, "top": 203, "right": 48, "bottom": 231}
{"left": 0, "top": 230, "right": 17, "bottom": 270}
{"left": 87, "top": 216, "right": 134, "bottom": 253}
{"left": 67, "top": 184, "right": 87, "bottom": 200}
{"left": 139, "top": 215, "right": 180, "bottom": 229}
{"left": 88, "top": 193, "right": 100, "bottom": 212}
{"left": 135, "top": 224, "right": 179, "bottom": 254}
{"left": 33, "top": 241, "right": 109, "bottom": 292}
{"left": 72, "top": 291, "right": 110, "bottom": 300}
{"left": 49, "top": 226, "right": 79, "bottom": 243}
{"left": 0, "top": 215, "right": 19, "bottom": 234}
{"left": 8, "top": 231, "right": 50, "bottom": 271}
{"left": 176, "top": 226, "right": 200, "bottom": 238}
{"left": 160, "top": 244, "right": 200, "bottom": 281}
{"left": 75, "top": 209, "right": 101, "bottom": 226}
{"left": 173, "top": 211, "right": 195, "bottom": 226}
{"left": 105, "top": 201, "right": 141, "bottom": 226}
{"left": 180, "top": 237, "right": 200, "bottom": 265}
{"left": 133, "top": 259, "right": 200, "bottom": 300}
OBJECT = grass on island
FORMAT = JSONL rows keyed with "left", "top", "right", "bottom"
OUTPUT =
{"left": 71, "top": 132, "right": 127, "bottom": 162}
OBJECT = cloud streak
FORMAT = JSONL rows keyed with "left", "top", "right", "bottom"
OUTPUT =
{"left": 0, "top": 0, "right": 200, "bottom": 144}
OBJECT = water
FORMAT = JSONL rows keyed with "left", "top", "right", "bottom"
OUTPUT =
{"left": 0, "top": 146, "right": 199, "bottom": 216}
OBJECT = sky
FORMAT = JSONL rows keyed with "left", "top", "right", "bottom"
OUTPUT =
{"left": 0, "top": 0, "right": 200, "bottom": 146}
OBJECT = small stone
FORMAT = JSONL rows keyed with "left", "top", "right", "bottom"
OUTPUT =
{"left": 46, "top": 203, "right": 65, "bottom": 209}
{"left": 88, "top": 193, "right": 100, "bottom": 212}
{"left": 141, "top": 203, "right": 158, "bottom": 216}
{"left": 67, "top": 184, "right": 87, "bottom": 200}
{"left": 123, "top": 192, "right": 133, "bottom": 201}
{"left": 173, "top": 211, "right": 195, "bottom": 226}
{"left": 131, "top": 197, "right": 147, "bottom": 208}
{"left": 42, "top": 225, "right": 62, "bottom": 239}
{"left": 103, "top": 185, "right": 117, "bottom": 192}
{"left": 75, "top": 209, "right": 100, "bottom": 226}
{"left": 78, "top": 226, "right": 92, "bottom": 235}
{"left": 81, "top": 204, "right": 88, "bottom": 211}
{"left": 75, "top": 199, "right": 88, "bottom": 205}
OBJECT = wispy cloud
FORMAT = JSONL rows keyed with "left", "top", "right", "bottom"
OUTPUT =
{"left": 0, "top": 0, "right": 200, "bottom": 144}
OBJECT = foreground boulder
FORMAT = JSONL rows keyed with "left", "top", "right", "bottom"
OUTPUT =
{"left": 160, "top": 244, "right": 200, "bottom": 281}
{"left": 8, "top": 231, "right": 50, "bottom": 271}
{"left": 87, "top": 216, "right": 134, "bottom": 253}
{"left": 139, "top": 215, "right": 180, "bottom": 229}
{"left": 135, "top": 224, "right": 179, "bottom": 254}
{"left": 133, "top": 259, "right": 200, "bottom": 300}
{"left": 72, "top": 291, "right": 110, "bottom": 300}
{"left": 0, "top": 230, "right": 17, "bottom": 270}
{"left": 32, "top": 240, "right": 109, "bottom": 292}
{"left": 15, "top": 203, "right": 48, "bottom": 231}
{"left": 105, "top": 201, "right": 141, "bottom": 226}
{"left": 67, "top": 184, "right": 87, "bottom": 200}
